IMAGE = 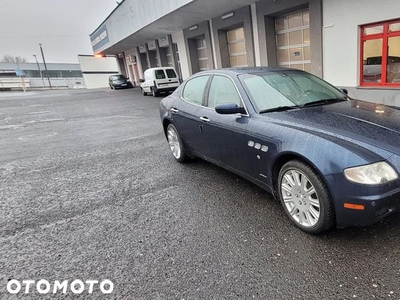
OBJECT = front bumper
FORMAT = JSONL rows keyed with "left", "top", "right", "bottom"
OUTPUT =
{"left": 326, "top": 173, "right": 400, "bottom": 228}
{"left": 114, "top": 82, "right": 133, "bottom": 88}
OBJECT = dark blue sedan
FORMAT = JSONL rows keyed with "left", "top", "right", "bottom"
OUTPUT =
{"left": 159, "top": 67, "right": 400, "bottom": 234}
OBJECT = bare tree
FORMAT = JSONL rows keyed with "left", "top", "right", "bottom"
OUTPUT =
{"left": 2, "top": 55, "right": 28, "bottom": 63}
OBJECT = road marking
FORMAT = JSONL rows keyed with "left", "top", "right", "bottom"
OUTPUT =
{"left": 18, "top": 132, "right": 57, "bottom": 140}
{"left": 98, "top": 115, "right": 138, "bottom": 119}
{"left": 28, "top": 111, "right": 51, "bottom": 115}
{"left": 0, "top": 124, "right": 25, "bottom": 130}
{"left": 38, "top": 119, "right": 64, "bottom": 123}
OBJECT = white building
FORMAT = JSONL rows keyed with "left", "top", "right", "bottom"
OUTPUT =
{"left": 0, "top": 62, "right": 84, "bottom": 90}
{"left": 90, "top": 0, "right": 400, "bottom": 106}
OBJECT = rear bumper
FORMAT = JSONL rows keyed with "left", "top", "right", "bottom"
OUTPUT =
{"left": 154, "top": 86, "right": 178, "bottom": 93}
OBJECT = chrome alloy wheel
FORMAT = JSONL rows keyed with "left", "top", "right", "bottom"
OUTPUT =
{"left": 167, "top": 126, "right": 181, "bottom": 159}
{"left": 281, "top": 169, "right": 320, "bottom": 227}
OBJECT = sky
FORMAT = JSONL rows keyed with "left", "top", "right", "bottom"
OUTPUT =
{"left": 0, "top": 0, "right": 118, "bottom": 63}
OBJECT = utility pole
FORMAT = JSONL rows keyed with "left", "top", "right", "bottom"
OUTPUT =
{"left": 33, "top": 54, "right": 45, "bottom": 87}
{"left": 39, "top": 43, "right": 52, "bottom": 89}
{"left": 15, "top": 60, "right": 26, "bottom": 92}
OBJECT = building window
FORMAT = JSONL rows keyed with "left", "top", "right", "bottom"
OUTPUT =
{"left": 275, "top": 10, "right": 310, "bottom": 72}
{"left": 360, "top": 20, "right": 400, "bottom": 86}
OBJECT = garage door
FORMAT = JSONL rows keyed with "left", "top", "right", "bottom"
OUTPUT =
{"left": 227, "top": 27, "right": 247, "bottom": 67}
{"left": 275, "top": 10, "right": 311, "bottom": 72}
{"left": 196, "top": 38, "right": 209, "bottom": 71}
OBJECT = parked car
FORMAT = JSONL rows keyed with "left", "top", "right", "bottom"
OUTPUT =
{"left": 140, "top": 67, "right": 180, "bottom": 97}
{"left": 108, "top": 74, "right": 133, "bottom": 89}
{"left": 363, "top": 56, "right": 400, "bottom": 82}
{"left": 159, "top": 67, "right": 400, "bottom": 234}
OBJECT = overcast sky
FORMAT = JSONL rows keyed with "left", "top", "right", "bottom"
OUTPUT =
{"left": 0, "top": 0, "right": 118, "bottom": 63}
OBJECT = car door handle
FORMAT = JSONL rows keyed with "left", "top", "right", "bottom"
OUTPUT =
{"left": 170, "top": 108, "right": 179, "bottom": 113}
{"left": 200, "top": 116, "right": 210, "bottom": 122}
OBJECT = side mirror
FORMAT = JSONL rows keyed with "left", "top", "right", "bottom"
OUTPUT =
{"left": 341, "top": 88, "right": 348, "bottom": 95}
{"left": 139, "top": 79, "right": 145, "bottom": 83}
{"left": 215, "top": 103, "right": 246, "bottom": 115}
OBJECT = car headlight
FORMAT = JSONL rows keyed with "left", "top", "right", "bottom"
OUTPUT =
{"left": 344, "top": 162, "right": 398, "bottom": 185}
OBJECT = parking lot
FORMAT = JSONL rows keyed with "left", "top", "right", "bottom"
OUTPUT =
{"left": 0, "top": 87, "right": 400, "bottom": 299}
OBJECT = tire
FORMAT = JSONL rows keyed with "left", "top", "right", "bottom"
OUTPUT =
{"left": 141, "top": 88, "right": 147, "bottom": 96}
{"left": 277, "top": 160, "right": 335, "bottom": 234}
{"left": 166, "top": 124, "right": 187, "bottom": 163}
{"left": 151, "top": 88, "right": 159, "bottom": 97}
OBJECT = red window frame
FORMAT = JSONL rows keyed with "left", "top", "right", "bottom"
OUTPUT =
{"left": 360, "top": 19, "right": 400, "bottom": 87}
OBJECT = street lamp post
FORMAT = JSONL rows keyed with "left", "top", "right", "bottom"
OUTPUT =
{"left": 39, "top": 43, "right": 52, "bottom": 89}
{"left": 33, "top": 54, "right": 45, "bottom": 87}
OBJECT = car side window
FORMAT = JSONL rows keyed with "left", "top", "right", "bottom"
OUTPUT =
{"left": 155, "top": 70, "right": 166, "bottom": 79}
{"left": 182, "top": 76, "right": 209, "bottom": 105}
{"left": 207, "top": 75, "right": 242, "bottom": 109}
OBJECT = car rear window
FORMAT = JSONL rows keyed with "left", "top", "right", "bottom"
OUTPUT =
{"left": 166, "top": 69, "right": 177, "bottom": 78}
{"left": 155, "top": 70, "right": 166, "bottom": 79}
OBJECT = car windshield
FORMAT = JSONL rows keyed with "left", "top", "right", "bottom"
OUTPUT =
{"left": 111, "top": 75, "right": 126, "bottom": 80}
{"left": 239, "top": 71, "right": 347, "bottom": 113}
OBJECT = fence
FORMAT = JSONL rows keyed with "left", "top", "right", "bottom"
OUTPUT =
{"left": 0, "top": 77, "right": 86, "bottom": 90}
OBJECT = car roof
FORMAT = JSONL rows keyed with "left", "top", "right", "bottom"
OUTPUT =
{"left": 195, "top": 66, "right": 306, "bottom": 76}
{"left": 145, "top": 67, "right": 175, "bottom": 71}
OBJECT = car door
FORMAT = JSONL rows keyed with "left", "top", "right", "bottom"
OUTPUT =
{"left": 157, "top": 68, "right": 180, "bottom": 89}
{"left": 200, "top": 75, "right": 250, "bottom": 173}
{"left": 143, "top": 70, "right": 153, "bottom": 92}
{"left": 170, "top": 75, "right": 210, "bottom": 156}
{"left": 154, "top": 69, "right": 168, "bottom": 88}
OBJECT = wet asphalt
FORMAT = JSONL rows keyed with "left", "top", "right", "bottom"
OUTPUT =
{"left": 0, "top": 88, "right": 400, "bottom": 299}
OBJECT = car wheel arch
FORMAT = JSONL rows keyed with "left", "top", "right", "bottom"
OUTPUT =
{"left": 271, "top": 152, "right": 331, "bottom": 201}
{"left": 162, "top": 118, "right": 172, "bottom": 139}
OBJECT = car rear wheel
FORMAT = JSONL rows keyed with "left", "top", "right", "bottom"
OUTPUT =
{"left": 278, "top": 160, "right": 335, "bottom": 234}
{"left": 141, "top": 88, "right": 147, "bottom": 96}
{"left": 166, "top": 124, "right": 187, "bottom": 163}
{"left": 151, "top": 88, "right": 159, "bottom": 97}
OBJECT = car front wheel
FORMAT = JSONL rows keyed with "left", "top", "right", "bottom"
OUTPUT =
{"left": 166, "top": 124, "right": 187, "bottom": 163}
{"left": 278, "top": 160, "right": 335, "bottom": 234}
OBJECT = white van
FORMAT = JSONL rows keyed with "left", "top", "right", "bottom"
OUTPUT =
{"left": 140, "top": 67, "right": 181, "bottom": 97}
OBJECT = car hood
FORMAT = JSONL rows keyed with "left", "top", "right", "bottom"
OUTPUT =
{"left": 266, "top": 99, "right": 400, "bottom": 156}
{"left": 113, "top": 80, "right": 128, "bottom": 84}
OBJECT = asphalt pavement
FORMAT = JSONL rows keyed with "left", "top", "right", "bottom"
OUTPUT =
{"left": 0, "top": 87, "right": 400, "bottom": 299}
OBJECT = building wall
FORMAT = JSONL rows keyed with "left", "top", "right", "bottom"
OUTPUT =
{"left": 78, "top": 55, "right": 119, "bottom": 89}
{"left": 183, "top": 21, "right": 214, "bottom": 73}
{"left": 323, "top": 0, "right": 400, "bottom": 87}
{"left": 91, "top": 0, "right": 193, "bottom": 54}
{"left": 211, "top": 6, "right": 255, "bottom": 68}
{"left": 89, "top": 0, "right": 400, "bottom": 106}
{"left": 172, "top": 31, "right": 191, "bottom": 80}
{"left": 256, "top": 0, "right": 323, "bottom": 77}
